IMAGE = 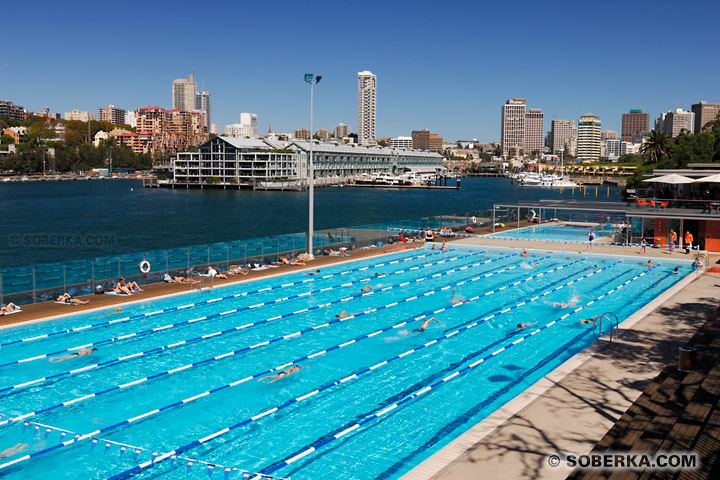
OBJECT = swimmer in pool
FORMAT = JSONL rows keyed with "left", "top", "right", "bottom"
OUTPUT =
{"left": 361, "top": 285, "right": 373, "bottom": 292}
{"left": 579, "top": 318, "right": 595, "bottom": 324}
{"left": 49, "top": 347, "right": 97, "bottom": 363}
{"left": 257, "top": 365, "right": 304, "bottom": 383}
{"left": 516, "top": 321, "right": 537, "bottom": 331}
{"left": 646, "top": 260, "right": 653, "bottom": 267}
{"left": 0, "top": 443, "right": 28, "bottom": 459}
{"left": 304, "top": 269, "right": 321, "bottom": 276}
{"left": 521, "top": 250, "right": 528, "bottom": 257}
{"left": 99, "top": 307, "right": 122, "bottom": 318}
{"left": 416, "top": 317, "right": 439, "bottom": 332}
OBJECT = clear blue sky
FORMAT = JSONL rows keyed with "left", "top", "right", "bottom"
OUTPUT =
{"left": 2, "top": 0, "right": 718, "bottom": 142}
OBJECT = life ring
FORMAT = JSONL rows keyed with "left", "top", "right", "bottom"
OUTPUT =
{"left": 139, "top": 260, "right": 151, "bottom": 274}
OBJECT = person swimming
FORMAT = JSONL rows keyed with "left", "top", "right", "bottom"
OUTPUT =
{"left": 257, "top": 365, "right": 304, "bottom": 383}
{"left": 49, "top": 347, "right": 97, "bottom": 363}
{"left": 516, "top": 321, "right": 537, "bottom": 331}
{"left": 416, "top": 317, "right": 439, "bottom": 332}
{"left": 361, "top": 285, "right": 373, "bottom": 292}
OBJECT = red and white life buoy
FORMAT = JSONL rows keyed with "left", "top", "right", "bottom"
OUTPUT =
{"left": 139, "top": 260, "right": 151, "bottom": 274}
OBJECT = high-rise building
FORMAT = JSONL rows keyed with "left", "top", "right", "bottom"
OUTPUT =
{"left": 621, "top": 110, "right": 649, "bottom": 142}
{"left": 428, "top": 133, "right": 443, "bottom": 153}
{"left": 605, "top": 138, "right": 622, "bottom": 158}
{"left": 195, "top": 90, "right": 211, "bottom": 132}
{"left": 524, "top": 109, "right": 544, "bottom": 154}
{"left": 125, "top": 110, "right": 137, "bottom": 128}
{"left": 412, "top": 129, "right": 430, "bottom": 150}
{"left": 240, "top": 113, "right": 257, "bottom": 135}
{"left": 389, "top": 136, "right": 413, "bottom": 149}
{"left": 551, "top": 120, "right": 577, "bottom": 155}
{"left": 691, "top": 102, "right": 720, "bottom": 133}
{"left": 501, "top": 98, "right": 526, "bottom": 157}
{"left": 64, "top": 109, "right": 96, "bottom": 122}
{"left": 99, "top": 104, "right": 126, "bottom": 125}
{"left": 172, "top": 73, "right": 197, "bottom": 111}
{"left": 358, "top": 71, "right": 376, "bottom": 145}
{"left": 316, "top": 128, "right": 331, "bottom": 141}
{"left": 577, "top": 113, "right": 601, "bottom": 161}
{"left": 655, "top": 109, "right": 695, "bottom": 137}
{"left": 0, "top": 100, "right": 24, "bottom": 121}
{"left": 223, "top": 113, "right": 258, "bottom": 138}
{"left": 294, "top": 128, "right": 311, "bottom": 140}
{"left": 601, "top": 130, "right": 618, "bottom": 141}
{"left": 332, "top": 123, "right": 351, "bottom": 139}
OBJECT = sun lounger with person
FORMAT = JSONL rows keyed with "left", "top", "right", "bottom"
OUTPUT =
{"left": 1, "top": 303, "right": 21, "bottom": 315}
{"left": 56, "top": 293, "right": 90, "bottom": 305}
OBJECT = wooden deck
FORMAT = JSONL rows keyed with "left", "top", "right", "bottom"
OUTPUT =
{"left": 568, "top": 307, "right": 720, "bottom": 480}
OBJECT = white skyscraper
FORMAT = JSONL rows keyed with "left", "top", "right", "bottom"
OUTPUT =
{"left": 501, "top": 99, "right": 526, "bottom": 157}
{"left": 172, "top": 73, "right": 197, "bottom": 111}
{"left": 195, "top": 90, "right": 211, "bottom": 131}
{"left": 655, "top": 109, "right": 695, "bottom": 137}
{"left": 358, "top": 71, "right": 376, "bottom": 145}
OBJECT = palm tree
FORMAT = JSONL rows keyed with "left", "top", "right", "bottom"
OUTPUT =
{"left": 640, "top": 129, "right": 668, "bottom": 164}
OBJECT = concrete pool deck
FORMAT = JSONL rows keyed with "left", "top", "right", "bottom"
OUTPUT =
{"left": 2, "top": 231, "right": 718, "bottom": 480}
{"left": 400, "top": 235, "right": 720, "bottom": 480}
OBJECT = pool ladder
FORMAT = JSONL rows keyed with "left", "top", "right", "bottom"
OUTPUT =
{"left": 189, "top": 271, "right": 214, "bottom": 291}
{"left": 592, "top": 312, "right": 619, "bottom": 342}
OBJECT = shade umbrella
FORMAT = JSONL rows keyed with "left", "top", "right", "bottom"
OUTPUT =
{"left": 644, "top": 174, "right": 695, "bottom": 184}
{"left": 693, "top": 173, "right": 720, "bottom": 183}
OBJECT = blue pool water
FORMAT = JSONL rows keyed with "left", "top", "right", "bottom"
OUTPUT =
{"left": 489, "top": 224, "right": 615, "bottom": 242}
{"left": 0, "top": 246, "right": 693, "bottom": 480}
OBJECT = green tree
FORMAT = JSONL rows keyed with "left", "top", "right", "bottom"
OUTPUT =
{"left": 0, "top": 134, "right": 14, "bottom": 144}
{"left": 377, "top": 139, "right": 387, "bottom": 147}
{"left": 640, "top": 129, "right": 668, "bottom": 164}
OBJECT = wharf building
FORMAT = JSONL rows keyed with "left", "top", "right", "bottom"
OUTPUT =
{"left": 170, "top": 136, "right": 443, "bottom": 189}
{"left": 358, "top": 71, "right": 377, "bottom": 145}
{"left": 621, "top": 110, "right": 649, "bottom": 142}
{"left": 691, "top": 102, "right": 720, "bottom": 133}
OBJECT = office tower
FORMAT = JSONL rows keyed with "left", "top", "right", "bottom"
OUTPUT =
{"left": 64, "top": 109, "right": 96, "bottom": 122}
{"left": 577, "top": 113, "right": 601, "bottom": 161}
{"left": 389, "top": 136, "right": 413, "bottom": 148}
{"left": 316, "top": 128, "right": 331, "bottom": 141}
{"left": 655, "top": 109, "right": 695, "bottom": 137}
{"left": 621, "top": 110, "right": 649, "bottom": 142}
{"left": 195, "top": 90, "right": 211, "bottom": 131}
{"left": 601, "top": 130, "right": 618, "bottom": 141}
{"left": 333, "top": 123, "right": 351, "bottom": 139}
{"left": 99, "top": 105, "right": 126, "bottom": 125}
{"left": 358, "top": 71, "right": 376, "bottom": 144}
{"left": 501, "top": 98, "right": 526, "bottom": 157}
{"left": 412, "top": 129, "right": 430, "bottom": 150}
{"left": 551, "top": 120, "right": 577, "bottom": 155}
{"left": 172, "top": 73, "right": 197, "bottom": 111}
{"left": 524, "top": 109, "right": 544, "bottom": 154}
{"left": 428, "top": 133, "right": 443, "bottom": 152}
{"left": 605, "top": 138, "right": 621, "bottom": 157}
{"left": 293, "top": 128, "right": 311, "bottom": 140}
{"left": 691, "top": 101, "right": 720, "bottom": 133}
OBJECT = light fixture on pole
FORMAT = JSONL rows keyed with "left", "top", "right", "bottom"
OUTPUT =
{"left": 304, "top": 74, "right": 322, "bottom": 257}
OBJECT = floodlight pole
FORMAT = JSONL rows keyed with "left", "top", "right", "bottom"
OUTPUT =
{"left": 305, "top": 74, "right": 321, "bottom": 257}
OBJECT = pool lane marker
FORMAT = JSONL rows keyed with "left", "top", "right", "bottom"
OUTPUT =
{"left": 0, "top": 249, "right": 445, "bottom": 350}
{"left": 253, "top": 264, "right": 662, "bottom": 478}
{"left": 0, "top": 251, "right": 481, "bottom": 369}
{"left": 0, "top": 253, "right": 515, "bottom": 395}
{"left": 0, "top": 412, "right": 290, "bottom": 480}
{"left": 99, "top": 260, "right": 628, "bottom": 480}
{"left": 1, "top": 255, "right": 577, "bottom": 427}
{"left": 1, "top": 254, "right": 540, "bottom": 471}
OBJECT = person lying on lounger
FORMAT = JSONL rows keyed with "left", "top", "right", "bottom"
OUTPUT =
{"left": 227, "top": 265, "right": 249, "bottom": 276}
{"left": 0, "top": 303, "right": 20, "bottom": 315}
{"left": 49, "top": 347, "right": 97, "bottom": 363}
{"left": 257, "top": 365, "right": 304, "bottom": 383}
{"left": 207, "top": 266, "right": 228, "bottom": 279}
{"left": 56, "top": 293, "right": 90, "bottom": 305}
{"left": 276, "top": 257, "right": 306, "bottom": 266}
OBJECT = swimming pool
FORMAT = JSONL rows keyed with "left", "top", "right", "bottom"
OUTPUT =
{"left": 0, "top": 246, "right": 693, "bottom": 480}
{"left": 489, "top": 224, "right": 615, "bottom": 242}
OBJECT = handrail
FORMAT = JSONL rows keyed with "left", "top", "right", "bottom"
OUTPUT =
{"left": 592, "top": 312, "right": 619, "bottom": 342}
{"left": 189, "top": 271, "right": 204, "bottom": 291}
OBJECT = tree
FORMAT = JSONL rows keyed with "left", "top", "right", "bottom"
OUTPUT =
{"left": 617, "top": 153, "right": 643, "bottom": 164}
{"left": 640, "top": 129, "right": 668, "bottom": 164}
{"left": 377, "top": 139, "right": 387, "bottom": 147}
{"left": 0, "top": 134, "right": 14, "bottom": 144}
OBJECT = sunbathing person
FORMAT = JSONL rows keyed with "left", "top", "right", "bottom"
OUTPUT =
{"left": 257, "top": 365, "right": 304, "bottom": 383}
{"left": 172, "top": 275, "right": 200, "bottom": 284}
{"left": 207, "top": 266, "right": 228, "bottom": 279}
{"left": 56, "top": 293, "right": 90, "bottom": 305}
{"left": 227, "top": 265, "right": 249, "bottom": 276}
{"left": 49, "top": 347, "right": 97, "bottom": 363}
{"left": 1, "top": 303, "right": 21, "bottom": 315}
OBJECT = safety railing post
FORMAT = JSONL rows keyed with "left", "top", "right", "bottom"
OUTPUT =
{"left": 166, "top": 251, "right": 169, "bottom": 274}
{"left": 32, "top": 267, "right": 37, "bottom": 304}
{"left": 226, "top": 245, "right": 229, "bottom": 270}
{"left": 207, "top": 246, "right": 211, "bottom": 268}
{"left": 187, "top": 250, "right": 190, "bottom": 274}
{"left": 244, "top": 243, "right": 248, "bottom": 266}
{"left": 0, "top": 273, "right": 4, "bottom": 307}
{"left": 91, "top": 260, "right": 95, "bottom": 293}
{"left": 117, "top": 258, "right": 121, "bottom": 279}
{"left": 63, "top": 265, "right": 67, "bottom": 294}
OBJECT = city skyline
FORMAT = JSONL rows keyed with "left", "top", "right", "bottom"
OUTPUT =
{"left": 1, "top": 1, "right": 719, "bottom": 142}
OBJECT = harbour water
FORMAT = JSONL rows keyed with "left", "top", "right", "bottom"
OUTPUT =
{"left": 0, "top": 177, "right": 622, "bottom": 268}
